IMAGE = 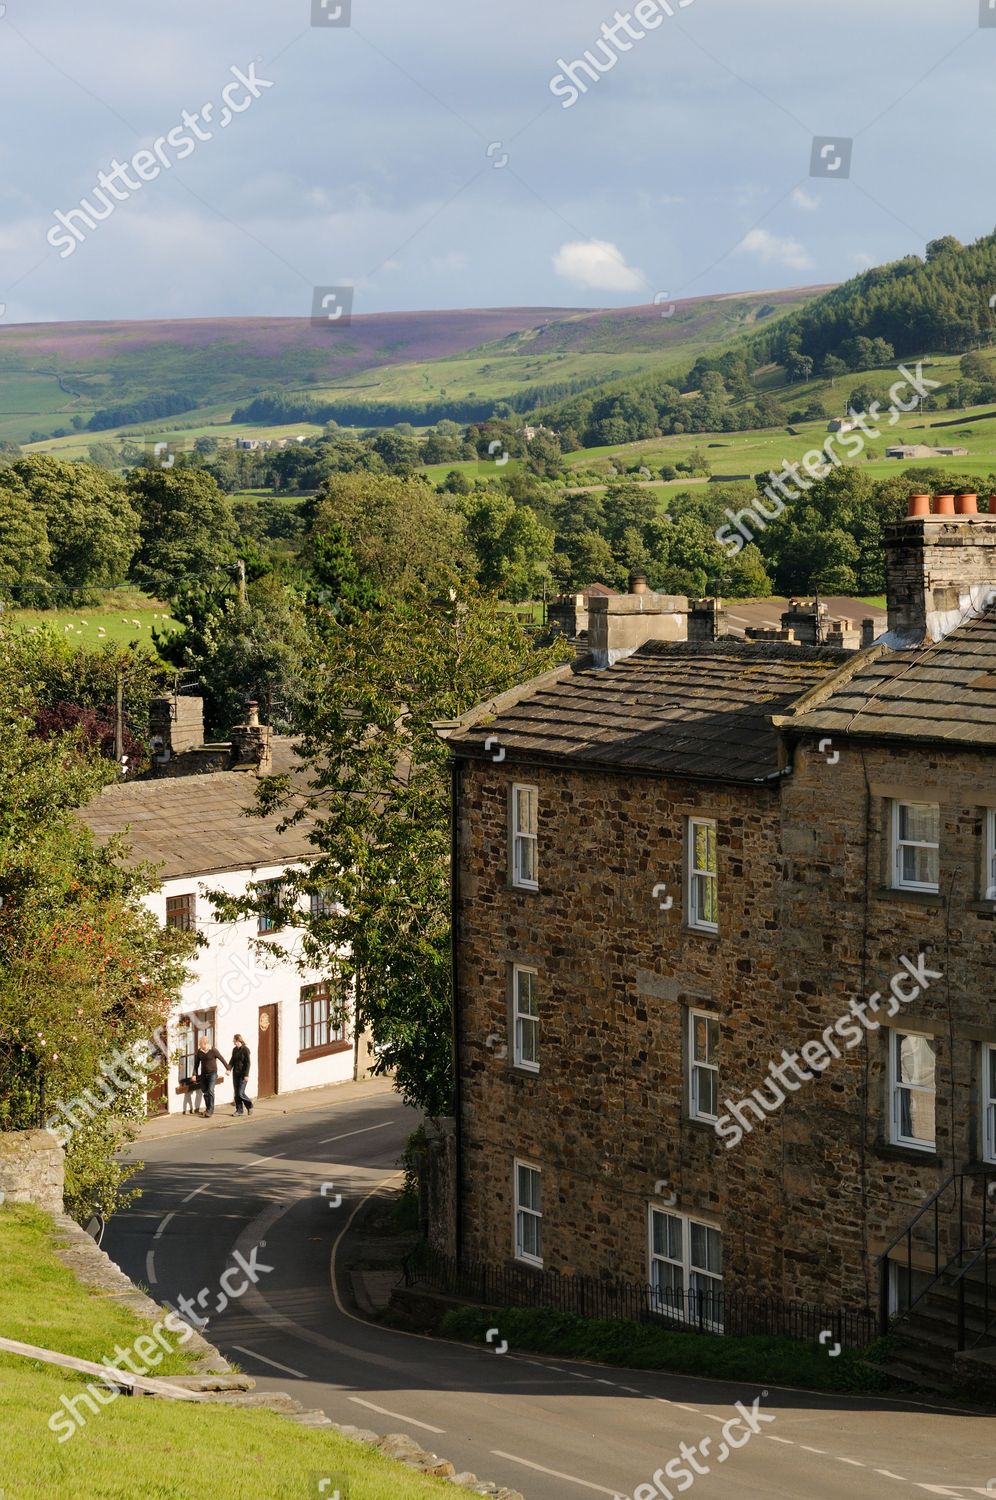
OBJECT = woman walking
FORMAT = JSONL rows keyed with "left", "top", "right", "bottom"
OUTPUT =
{"left": 228, "top": 1034, "right": 253, "bottom": 1117}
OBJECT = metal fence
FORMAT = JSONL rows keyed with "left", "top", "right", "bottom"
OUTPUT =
{"left": 403, "top": 1244, "right": 877, "bottom": 1347}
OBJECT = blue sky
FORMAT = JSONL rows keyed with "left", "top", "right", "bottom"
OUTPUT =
{"left": 1, "top": 0, "right": 992, "bottom": 322}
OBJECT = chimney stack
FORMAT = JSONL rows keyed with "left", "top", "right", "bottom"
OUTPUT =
{"left": 688, "top": 597, "right": 728, "bottom": 643}
{"left": 884, "top": 502, "right": 996, "bottom": 644}
{"left": 628, "top": 573, "right": 649, "bottom": 596}
{"left": 861, "top": 617, "right": 877, "bottom": 648}
{"left": 779, "top": 598, "right": 829, "bottom": 646}
{"left": 149, "top": 694, "right": 205, "bottom": 767}
{"left": 588, "top": 589, "right": 688, "bottom": 667}
{"left": 229, "top": 701, "right": 273, "bottom": 775}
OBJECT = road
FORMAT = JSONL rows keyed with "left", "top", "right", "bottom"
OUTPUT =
{"left": 105, "top": 1081, "right": 996, "bottom": 1500}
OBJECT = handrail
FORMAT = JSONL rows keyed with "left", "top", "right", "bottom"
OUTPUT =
{"left": 947, "top": 1218, "right": 996, "bottom": 1349}
{"left": 874, "top": 1171, "right": 958, "bottom": 1269}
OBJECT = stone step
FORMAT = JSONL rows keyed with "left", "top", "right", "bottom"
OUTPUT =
{"left": 866, "top": 1357, "right": 953, "bottom": 1394}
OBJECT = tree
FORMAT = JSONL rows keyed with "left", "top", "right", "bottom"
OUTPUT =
{"left": 128, "top": 468, "right": 239, "bottom": 599}
{"left": 157, "top": 573, "right": 310, "bottom": 738}
{"left": 0, "top": 485, "right": 50, "bottom": 602}
{"left": 310, "top": 473, "right": 468, "bottom": 595}
{"left": 0, "top": 455, "right": 139, "bottom": 602}
{"left": 248, "top": 589, "right": 569, "bottom": 1116}
{"left": 822, "top": 355, "right": 848, "bottom": 386}
{"left": 0, "top": 653, "right": 193, "bottom": 1220}
{"left": 461, "top": 492, "right": 554, "bottom": 600}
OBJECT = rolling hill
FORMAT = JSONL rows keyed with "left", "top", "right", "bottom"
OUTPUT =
{"left": 0, "top": 286, "right": 829, "bottom": 448}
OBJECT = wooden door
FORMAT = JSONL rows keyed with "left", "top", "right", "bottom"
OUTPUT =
{"left": 146, "top": 1061, "right": 169, "bottom": 1116}
{"left": 257, "top": 1004, "right": 279, "bottom": 1098}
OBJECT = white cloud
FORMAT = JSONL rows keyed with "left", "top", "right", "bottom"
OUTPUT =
{"left": 735, "top": 228, "right": 814, "bottom": 272}
{"left": 431, "top": 251, "right": 468, "bottom": 273}
{"left": 791, "top": 187, "right": 820, "bottom": 211}
{"left": 552, "top": 239, "right": 645, "bottom": 293}
{"left": 849, "top": 250, "right": 876, "bottom": 269}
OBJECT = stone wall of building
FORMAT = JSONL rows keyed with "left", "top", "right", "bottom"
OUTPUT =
{"left": 454, "top": 758, "right": 795, "bottom": 1296}
{"left": 0, "top": 1129, "right": 64, "bottom": 1214}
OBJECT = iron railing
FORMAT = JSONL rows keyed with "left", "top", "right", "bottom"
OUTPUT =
{"left": 403, "top": 1244, "right": 876, "bottom": 1347}
{"left": 875, "top": 1168, "right": 996, "bottom": 1347}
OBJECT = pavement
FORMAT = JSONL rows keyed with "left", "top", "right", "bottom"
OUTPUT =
{"left": 104, "top": 1084, "right": 996, "bottom": 1500}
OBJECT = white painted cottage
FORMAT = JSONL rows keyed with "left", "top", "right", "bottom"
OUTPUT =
{"left": 81, "top": 699, "right": 370, "bottom": 1115}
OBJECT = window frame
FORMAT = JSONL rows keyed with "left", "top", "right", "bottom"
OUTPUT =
{"left": 687, "top": 817, "right": 719, "bottom": 933}
{"left": 166, "top": 892, "right": 196, "bottom": 932}
{"left": 983, "top": 1043, "right": 996, "bottom": 1166}
{"left": 648, "top": 1206, "right": 723, "bottom": 1330}
{"left": 177, "top": 1008, "right": 215, "bottom": 1081}
{"left": 688, "top": 1009, "right": 720, "bottom": 1123}
{"left": 511, "top": 964, "right": 539, "bottom": 1074}
{"left": 298, "top": 981, "right": 348, "bottom": 1061}
{"left": 257, "top": 878, "right": 287, "bottom": 935}
{"left": 891, "top": 800, "right": 940, "bottom": 893}
{"left": 513, "top": 1159, "right": 543, "bottom": 1267}
{"left": 890, "top": 1029, "right": 938, "bottom": 1152}
{"left": 510, "top": 784, "right": 539, "bottom": 892}
{"left": 986, "top": 810, "right": 996, "bottom": 903}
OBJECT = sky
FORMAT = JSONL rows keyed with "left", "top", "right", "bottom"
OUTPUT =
{"left": 1, "top": 0, "right": 993, "bottom": 323}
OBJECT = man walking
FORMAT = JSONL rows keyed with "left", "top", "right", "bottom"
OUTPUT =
{"left": 228, "top": 1034, "right": 253, "bottom": 1117}
{"left": 193, "top": 1036, "right": 227, "bottom": 1118}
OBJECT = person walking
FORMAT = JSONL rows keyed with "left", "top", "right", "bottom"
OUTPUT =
{"left": 193, "top": 1036, "right": 227, "bottom": 1118}
{"left": 228, "top": 1034, "right": 253, "bottom": 1117}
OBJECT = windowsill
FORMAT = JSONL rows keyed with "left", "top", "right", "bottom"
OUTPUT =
{"left": 298, "top": 1040, "right": 351, "bottom": 1062}
{"left": 874, "top": 1139, "right": 942, "bottom": 1166}
{"left": 686, "top": 1115, "right": 719, "bottom": 1133}
{"left": 513, "top": 1255, "right": 543, "bottom": 1271}
{"left": 686, "top": 924, "right": 720, "bottom": 940}
{"left": 873, "top": 886, "right": 942, "bottom": 908}
{"left": 511, "top": 1064, "right": 540, "bottom": 1078}
{"left": 509, "top": 883, "right": 539, "bottom": 895}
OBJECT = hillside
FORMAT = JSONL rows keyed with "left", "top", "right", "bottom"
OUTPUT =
{"left": 0, "top": 286, "right": 827, "bottom": 448}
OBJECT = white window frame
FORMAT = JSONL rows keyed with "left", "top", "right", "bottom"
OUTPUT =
{"left": 512, "top": 965, "right": 539, "bottom": 1073}
{"left": 688, "top": 1010, "right": 719, "bottom": 1123}
{"left": 511, "top": 784, "right": 539, "bottom": 891}
{"left": 891, "top": 800, "right": 940, "bottom": 893}
{"left": 514, "top": 1160, "right": 543, "bottom": 1267}
{"left": 983, "top": 1044, "right": 996, "bottom": 1166}
{"left": 687, "top": 818, "right": 719, "bottom": 932}
{"left": 648, "top": 1207, "right": 723, "bottom": 1330}
{"left": 986, "top": 810, "right": 996, "bottom": 903}
{"left": 890, "top": 1029, "right": 937, "bottom": 1152}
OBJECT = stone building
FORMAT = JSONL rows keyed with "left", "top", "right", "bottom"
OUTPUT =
{"left": 440, "top": 497, "right": 996, "bottom": 1380}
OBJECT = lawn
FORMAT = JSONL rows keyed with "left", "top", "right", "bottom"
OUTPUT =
{"left": 7, "top": 588, "right": 180, "bottom": 649}
{"left": 0, "top": 1204, "right": 455, "bottom": 1500}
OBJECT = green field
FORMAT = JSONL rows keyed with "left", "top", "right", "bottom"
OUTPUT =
{"left": 7, "top": 589, "right": 179, "bottom": 648}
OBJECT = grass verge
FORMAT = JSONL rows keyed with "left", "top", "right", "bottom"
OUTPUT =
{"left": 0, "top": 1206, "right": 455, "bottom": 1499}
{"left": 438, "top": 1304, "right": 892, "bottom": 1396}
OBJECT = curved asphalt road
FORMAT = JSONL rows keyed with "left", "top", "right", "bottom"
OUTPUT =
{"left": 104, "top": 1082, "right": 996, "bottom": 1500}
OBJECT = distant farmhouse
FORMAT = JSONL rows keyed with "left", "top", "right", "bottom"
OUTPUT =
{"left": 886, "top": 444, "right": 969, "bottom": 460}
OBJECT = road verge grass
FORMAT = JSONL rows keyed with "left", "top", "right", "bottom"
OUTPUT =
{"left": 437, "top": 1304, "right": 892, "bottom": 1395}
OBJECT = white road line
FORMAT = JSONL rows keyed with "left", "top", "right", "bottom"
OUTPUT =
{"left": 673, "top": 1403, "right": 699, "bottom": 1412}
{"left": 838, "top": 1458, "right": 866, "bottom": 1467}
{"left": 318, "top": 1121, "right": 394, "bottom": 1147}
{"left": 230, "top": 1344, "right": 306, "bottom": 1379}
{"left": 800, "top": 1446, "right": 827, "bottom": 1455}
{"left": 348, "top": 1397, "right": 444, "bottom": 1434}
{"left": 145, "top": 1250, "right": 157, "bottom": 1286}
{"left": 876, "top": 1471, "right": 910, "bottom": 1482}
{"left": 181, "top": 1184, "right": 207, "bottom": 1205}
{"left": 491, "top": 1450, "right": 619, "bottom": 1496}
{"left": 244, "top": 1152, "right": 285, "bottom": 1169}
{"left": 766, "top": 1436, "right": 796, "bottom": 1446}
{"left": 153, "top": 1212, "right": 176, "bottom": 1239}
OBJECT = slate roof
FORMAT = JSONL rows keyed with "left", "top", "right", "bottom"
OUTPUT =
{"left": 444, "top": 641, "right": 850, "bottom": 783}
{"left": 80, "top": 768, "right": 316, "bottom": 880}
{"left": 786, "top": 605, "right": 996, "bottom": 748}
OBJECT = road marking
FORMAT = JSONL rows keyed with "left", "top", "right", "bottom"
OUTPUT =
{"left": 181, "top": 1184, "right": 207, "bottom": 1204}
{"left": 230, "top": 1344, "right": 306, "bottom": 1379}
{"left": 673, "top": 1403, "right": 699, "bottom": 1412}
{"left": 145, "top": 1250, "right": 157, "bottom": 1285}
{"left": 153, "top": 1212, "right": 176, "bottom": 1239}
{"left": 348, "top": 1397, "right": 444, "bottom": 1434}
{"left": 318, "top": 1121, "right": 394, "bottom": 1146}
{"left": 838, "top": 1458, "right": 867, "bottom": 1467}
{"left": 876, "top": 1471, "right": 910, "bottom": 1482}
{"left": 491, "top": 1450, "right": 619, "bottom": 1496}
{"left": 800, "top": 1446, "right": 827, "bottom": 1455}
{"left": 766, "top": 1436, "right": 795, "bottom": 1446}
{"left": 244, "top": 1152, "right": 285, "bottom": 1169}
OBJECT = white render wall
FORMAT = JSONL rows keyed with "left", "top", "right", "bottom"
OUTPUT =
{"left": 148, "top": 862, "right": 355, "bottom": 1114}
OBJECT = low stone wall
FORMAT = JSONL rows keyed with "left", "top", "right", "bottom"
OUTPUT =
{"left": 0, "top": 1129, "right": 64, "bottom": 1214}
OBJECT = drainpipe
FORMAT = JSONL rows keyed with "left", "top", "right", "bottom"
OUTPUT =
{"left": 450, "top": 754, "right": 464, "bottom": 1263}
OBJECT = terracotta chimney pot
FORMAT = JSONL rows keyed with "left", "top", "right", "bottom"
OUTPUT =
{"left": 955, "top": 492, "right": 978, "bottom": 516}
{"left": 933, "top": 493, "right": 956, "bottom": 517}
{"left": 908, "top": 493, "right": 931, "bottom": 518}
{"left": 628, "top": 573, "right": 648, "bottom": 595}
